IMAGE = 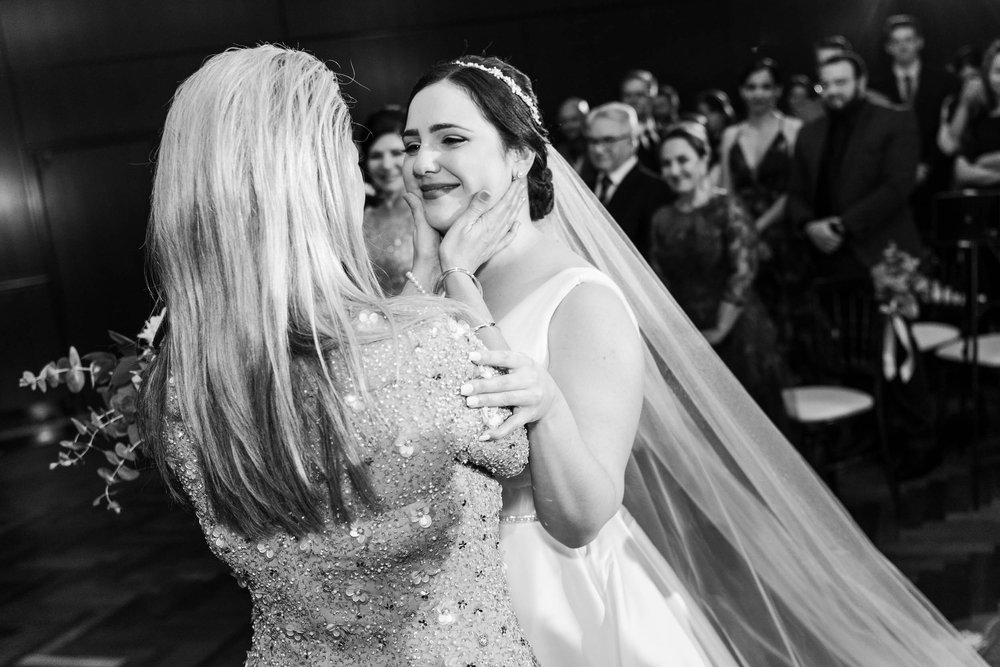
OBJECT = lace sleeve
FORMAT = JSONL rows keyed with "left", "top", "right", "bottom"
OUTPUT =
{"left": 722, "top": 196, "right": 759, "bottom": 307}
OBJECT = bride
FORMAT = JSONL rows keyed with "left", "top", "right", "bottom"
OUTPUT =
{"left": 401, "top": 55, "right": 986, "bottom": 666}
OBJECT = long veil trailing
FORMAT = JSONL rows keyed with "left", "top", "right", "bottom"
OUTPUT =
{"left": 541, "top": 146, "right": 984, "bottom": 666}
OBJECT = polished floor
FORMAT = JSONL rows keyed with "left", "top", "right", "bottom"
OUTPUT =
{"left": 2, "top": 413, "right": 999, "bottom": 666}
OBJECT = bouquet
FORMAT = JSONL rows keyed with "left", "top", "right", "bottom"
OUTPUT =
{"left": 870, "top": 242, "right": 928, "bottom": 321}
{"left": 19, "top": 309, "right": 164, "bottom": 513}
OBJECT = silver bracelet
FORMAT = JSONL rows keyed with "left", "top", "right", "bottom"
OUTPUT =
{"left": 434, "top": 267, "right": 484, "bottom": 296}
{"left": 472, "top": 321, "right": 497, "bottom": 334}
{"left": 404, "top": 271, "right": 431, "bottom": 296}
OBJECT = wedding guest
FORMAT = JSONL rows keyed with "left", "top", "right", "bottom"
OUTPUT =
{"left": 870, "top": 14, "right": 951, "bottom": 236}
{"left": 139, "top": 44, "right": 537, "bottom": 665}
{"left": 720, "top": 58, "right": 804, "bottom": 340}
{"left": 583, "top": 101, "right": 673, "bottom": 256}
{"left": 695, "top": 89, "right": 735, "bottom": 182}
{"left": 938, "top": 45, "right": 985, "bottom": 158}
{"left": 653, "top": 121, "right": 790, "bottom": 432}
{"left": 553, "top": 96, "right": 590, "bottom": 173}
{"left": 954, "top": 39, "right": 1000, "bottom": 191}
{"left": 651, "top": 85, "right": 680, "bottom": 134}
{"left": 787, "top": 51, "right": 937, "bottom": 477}
{"left": 360, "top": 106, "right": 412, "bottom": 294}
{"left": 620, "top": 68, "right": 661, "bottom": 170}
{"left": 786, "top": 75, "right": 825, "bottom": 124}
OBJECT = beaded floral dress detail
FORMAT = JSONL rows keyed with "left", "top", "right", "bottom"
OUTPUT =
{"left": 163, "top": 315, "right": 537, "bottom": 666}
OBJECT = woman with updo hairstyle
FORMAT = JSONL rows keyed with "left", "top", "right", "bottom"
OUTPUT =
{"left": 719, "top": 57, "right": 804, "bottom": 343}
{"left": 652, "top": 120, "right": 789, "bottom": 431}
{"left": 403, "top": 54, "right": 989, "bottom": 667}
{"left": 359, "top": 105, "right": 412, "bottom": 294}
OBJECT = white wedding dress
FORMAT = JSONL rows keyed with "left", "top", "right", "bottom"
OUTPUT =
{"left": 497, "top": 265, "right": 716, "bottom": 667}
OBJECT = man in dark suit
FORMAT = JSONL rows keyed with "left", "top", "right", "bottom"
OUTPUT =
{"left": 869, "top": 15, "right": 951, "bottom": 236}
{"left": 583, "top": 102, "right": 673, "bottom": 257}
{"left": 788, "top": 51, "right": 922, "bottom": 279}
{"left": 788, "top": 51, "right": 936, "bottom": 477}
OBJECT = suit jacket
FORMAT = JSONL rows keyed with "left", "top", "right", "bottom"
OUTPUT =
{"left": 586, "top": 162, "right": 673, "bottom": 257}
{"left": 871, "top": 63, "right": 950, "bottom": 164}
{"left": 787, "top": 98, "right": 923, "bottom": 268}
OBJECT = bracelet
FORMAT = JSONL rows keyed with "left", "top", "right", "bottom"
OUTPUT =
{"left": 472, "top": 321, "right": 497, "bottom": 334}
{"left": 404, "top": 271, "right": 431, "bottom": 296}
{"left": 434, "top": 267, "right": 484, "bottom": 297}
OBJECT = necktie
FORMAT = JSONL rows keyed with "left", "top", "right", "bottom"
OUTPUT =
{"left": 901, "top": 74, "right": 913, "bottom": 105}
{"left": 599, "top": 175, "right": 614, "bottom": 204}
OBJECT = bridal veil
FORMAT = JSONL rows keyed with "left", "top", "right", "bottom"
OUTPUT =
{"left": 540, "top": 146, "right": 983, "bottom": 666}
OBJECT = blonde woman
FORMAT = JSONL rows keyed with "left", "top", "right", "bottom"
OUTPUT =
{"left": 138, "top": 45, "right": 536, "bottom": 666}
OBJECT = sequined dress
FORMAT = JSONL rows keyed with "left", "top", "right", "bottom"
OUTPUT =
{"left": 163, "top": 315, "right": 537, "bottom": 666}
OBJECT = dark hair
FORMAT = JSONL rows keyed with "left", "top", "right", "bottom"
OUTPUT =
{"left": 360, "top": 105, "right": 405, "bottom": 159}
{"left": 739, "top": 57, "right": 782, "bottom": 88}
{"left": 694, "top": 89, "right": 736, "bottom": 125}
{"left": 983, "top": 39, "right": 1000, "bottom": 111}
{"left": 661, "top": 120, "right": 711, "bottom": 159}
{"left": 407, "top": 55, "right": 553, "bottom": 221}
{"left": 788, "top": 74, "right": 818, "bottom": 98}
{"left": 813, "top": 35, "right": 853, "bottom": 54}
{"left": 948, "top": 45, "right": 983, "bottom": 76}
{"left": 884, "top": 14, "right": 922, "bottom": 40}
{"left": 819, "top": 51, "right": 868, "bottom": 81}
{"left": 622, "top": 68, "right": 659, "bottom": 96}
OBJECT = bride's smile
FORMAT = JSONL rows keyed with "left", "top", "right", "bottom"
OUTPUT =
{"left": 403, "top": 80, "right": 523, "bottom": 232}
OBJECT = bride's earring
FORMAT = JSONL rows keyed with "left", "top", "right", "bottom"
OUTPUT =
{"left": 512, "top": 169, "right": 524, "bottom": 182}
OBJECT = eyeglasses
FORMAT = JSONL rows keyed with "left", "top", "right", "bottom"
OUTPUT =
{"left": 584, "top": 134, "right": 632, "bottom": 147}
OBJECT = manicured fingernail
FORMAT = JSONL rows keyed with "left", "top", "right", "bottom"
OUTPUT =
{"left": 466, "top": 396, "right": 480, "bottom": 407}
{"left": 460, "top": 383, "right": 472, "bottom": 395}
{"left": 476, "top": 191, "right": 492, "bottom": 202}
{"left": 469, "top": 351, "right": 481, "bottom": 362}
{"left": 479, "top": 433, "right": 491, "bottom": 441}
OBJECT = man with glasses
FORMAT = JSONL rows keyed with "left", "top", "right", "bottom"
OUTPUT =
{"left": 584, "top": 102, "right": 673, "bottom": 256}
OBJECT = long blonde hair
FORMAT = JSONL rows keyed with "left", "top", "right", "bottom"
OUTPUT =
{"left": 141, "top": 45, "right": 453, "bottom": 538}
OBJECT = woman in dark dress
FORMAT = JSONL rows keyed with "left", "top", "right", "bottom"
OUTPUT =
{"left": 651, "top": 121, "right": 789, "bottom": 432}
{"left": 720, "top": 58, "right": 804, "bottom": 344}
{"left": 954, "top": 39, "right": 1000, "bottom": 190}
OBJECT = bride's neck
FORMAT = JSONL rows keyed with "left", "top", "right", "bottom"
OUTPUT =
{"left": 475, "top": 213, "right": 539, "bottom": 287}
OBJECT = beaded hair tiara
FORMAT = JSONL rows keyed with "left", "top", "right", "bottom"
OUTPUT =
{"left": 452, "top": 60, "right": 543, "bottom": 126}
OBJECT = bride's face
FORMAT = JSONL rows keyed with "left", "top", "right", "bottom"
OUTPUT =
{"left": 403, "top": 81, "right": 518, "bottom": 232}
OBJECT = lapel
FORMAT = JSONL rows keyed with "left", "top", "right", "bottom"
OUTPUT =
{"left": 609, "top": 164, "right": 640, "bottom": 207}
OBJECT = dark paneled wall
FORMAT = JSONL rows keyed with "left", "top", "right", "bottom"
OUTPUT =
{"left": 2, "top": 0, "right": 998, "bottom": 411}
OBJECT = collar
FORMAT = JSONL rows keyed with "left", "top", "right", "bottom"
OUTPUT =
{"left": 893, "top": 60, "right": 921, "bottom": 81}
{"left": 604, "top": 155, "right": 639, "bottom": 185}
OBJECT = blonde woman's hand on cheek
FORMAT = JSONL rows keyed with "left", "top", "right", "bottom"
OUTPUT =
{"left": 438, "top": 177, "right": 526, "bottom": 273}
{"left": 403, "top": 192, "right": 445, "bottom": 282}
{"left": 461, "top": 348, "right": 560, "bottom": 440}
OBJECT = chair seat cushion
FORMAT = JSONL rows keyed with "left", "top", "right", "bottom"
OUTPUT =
{"left": 935, "top": 332, "right": 1000, "bottom": 368}
{"left": 782, "top": 386, "right": 874, "bottom": 423}
{"left": 911, "top": 321, "right": 960, "bottom": 352}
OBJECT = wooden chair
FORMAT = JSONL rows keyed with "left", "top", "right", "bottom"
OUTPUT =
{"left": 783, "top": 278, "right": 899, "bottom": 510}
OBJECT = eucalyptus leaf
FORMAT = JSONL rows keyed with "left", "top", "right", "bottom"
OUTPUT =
{"left": 97, "top": 467, "right": 117, "bottom": 484}
{"left": 71, "top": 417, "right": 90, "bottom": 436}
{"left": 114, "top": 442, "right": 136, "bottom": 461}
{"left": 117, "top": 466, "right": 139, "bottom": 482}
{"left": 104, "top": 450, "right": 121, "bottom": 466}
